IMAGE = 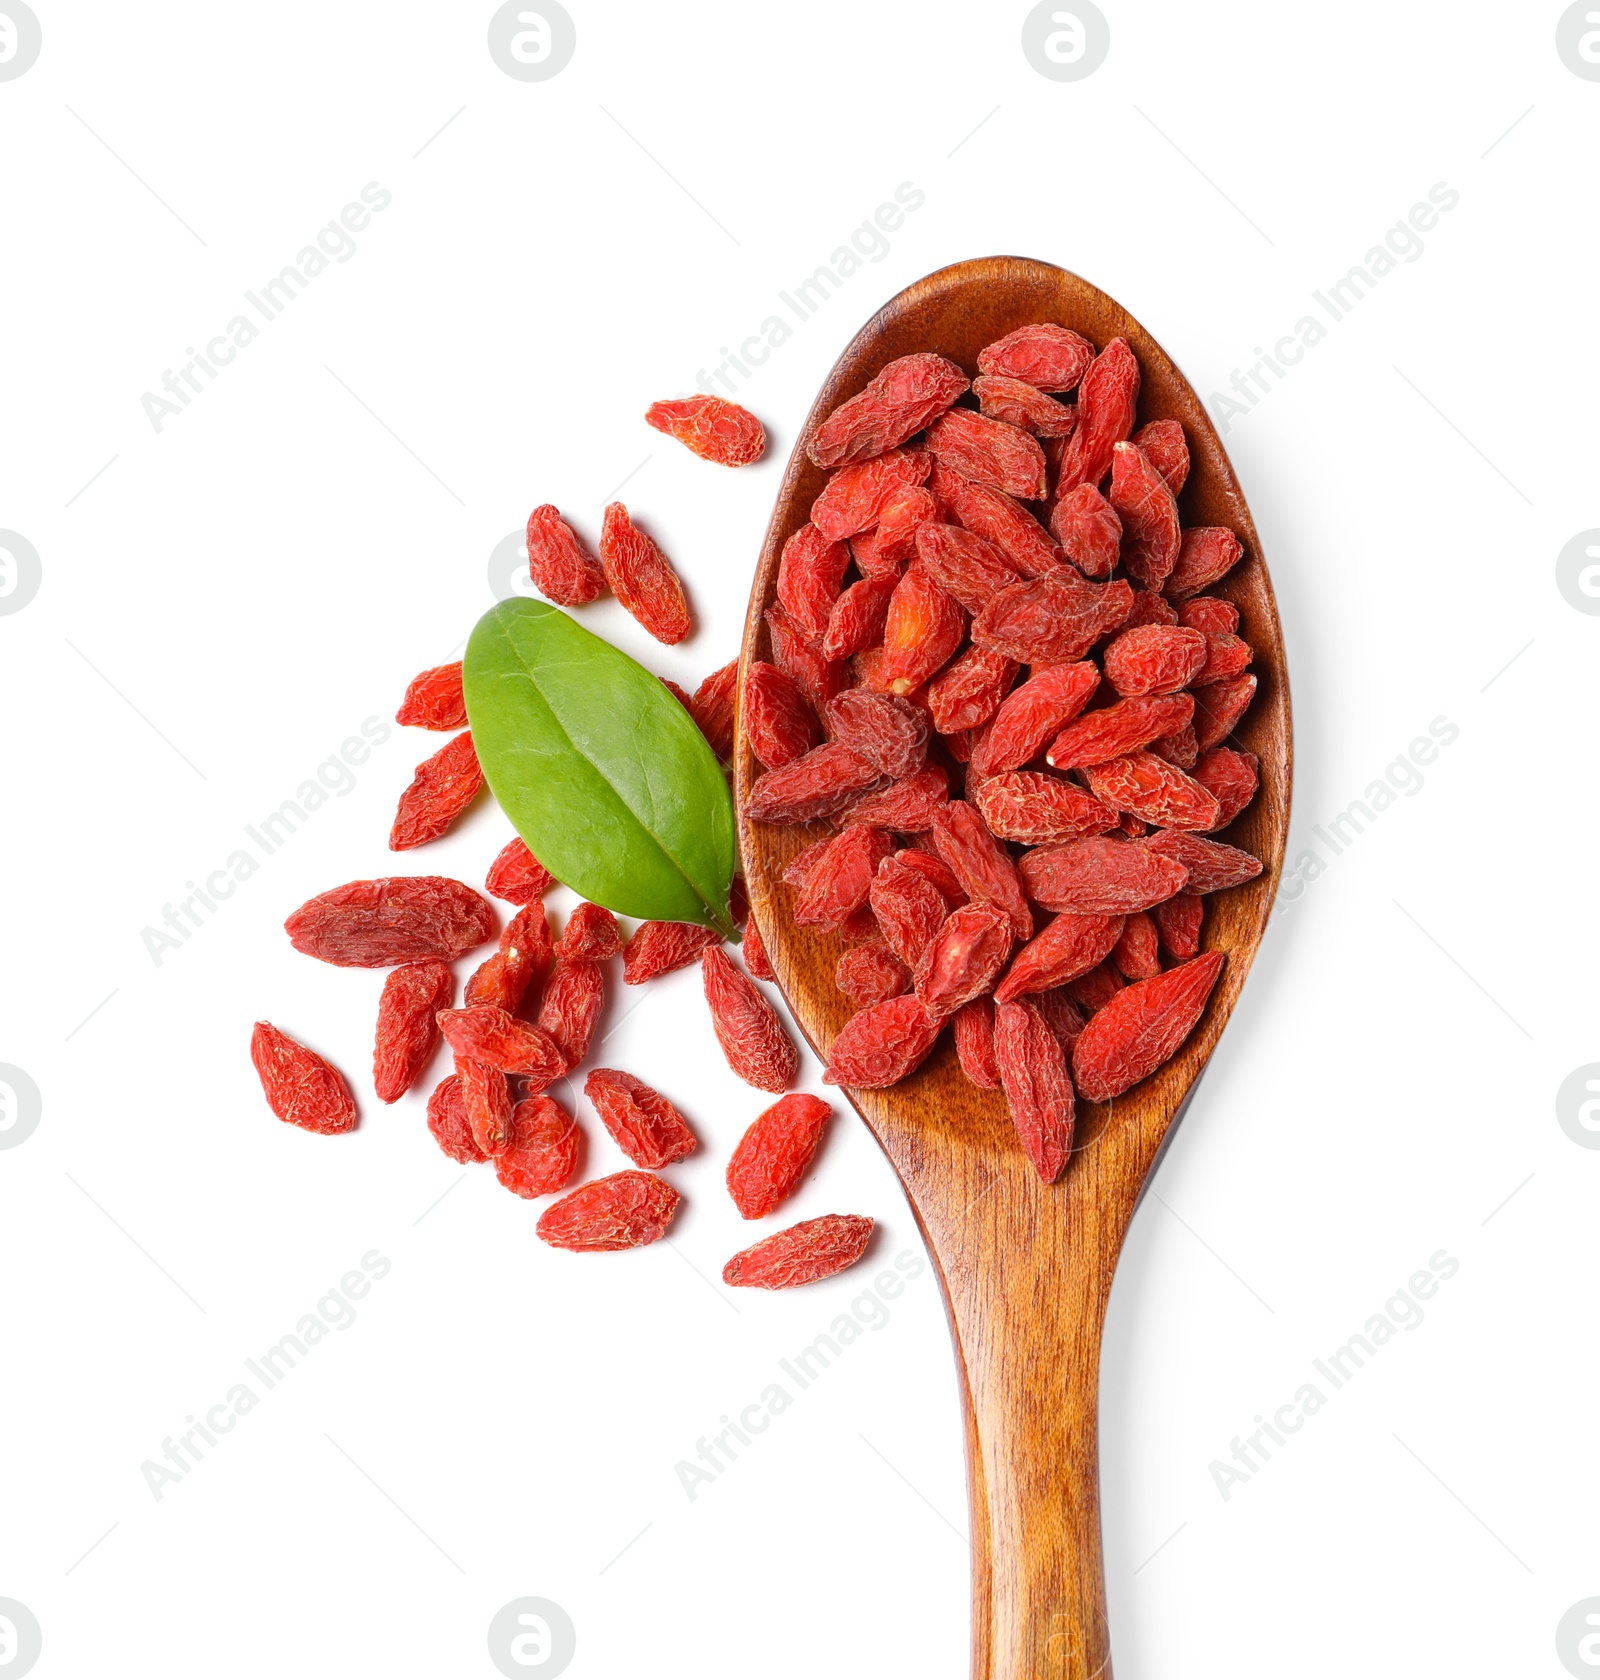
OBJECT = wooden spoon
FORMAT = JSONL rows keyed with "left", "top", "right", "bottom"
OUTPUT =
{"left": 733, "top": 258, "right": 1291, "bottom": 1680}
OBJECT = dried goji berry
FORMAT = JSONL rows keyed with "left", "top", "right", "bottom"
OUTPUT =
{"left": 974, "top": 771, "right": 1119, "bottom": 846}
{"left": 726, "top": 1092, "right": 833, "bottom": 1219}
{"left": 496, "top": 1095, "right": 582, "bottom": 1198}
{"left": 621, "top": 919, "right": 720, "bottom": 984}
{"left": 811, "top": 447, "right": 932, "bottom": 541}
{"left": 599, "top": 502, "right": 692, "bottom": 644}
{"left": 1109, "top": 442, "right": 1181, "bottom": 590}
{"left": 977, "top": 322, "right": 1095, "bottom": 391}
{"left": 458, "top": 1056, "right": 514, "bottom": 1155}
{"left": 723, "top": 1214, "right": 874, "bottom": 1288}
{"left": 875, "top": 485, "right": 939, "bottom": 566}
{"left": 1192, "top": 747, "right": 1259, "bottom": 826}
{"left": 932, "top": 800, "right": 1032, "bottom": 942}
{"left": 972, "top": 375, "right": 1077, "bottom": 437}
{"left": 825, "top": 689, "right": 928, "bottom": 780}
{"left": 953, "top": 995, "right": 1002, "bottom": 1088}
{"left": 978, "top": 663, "right": 1101, "bottom": 775}
{"left": 536, "top": 959, "right": 605, "bottom": 1066}
{"left": 808, "top": 354, "right": 968, "bottom": 469}
{"left": 836, "top": 942, "right": 910, "bottom": 1007}
{"left": 783, "top": 836, "right": 834, "bottom": 889}
{"left": 1034, "top": 987, "right": 1088, "bottom": 1050}
{"left": 743, "top": 660, "right": 820, "bottom": 770}
{"left": 466, "top": 901, "right": 552, "bottom": 1013}
{"left": 821, "top": 575, "right": 898, "bottom": 661}
{"left": 972, "top": 573, "right": 1132, "bottom": 665}
{"left": 251, "top": 1022, "right": 357, "bottom": 1134}
{"left": 994, "top": 999, "right": 1074, "bottom": 1182}
{"left": 1154, "top": 892, "right": 1203, "bottom": 960}
{"left": 1193, "top": 631, "right": 1254, "bottom": 686}
{"left": 1072, "top": 952, "right": 1226, "bottom": 1101}
{"left": 1018, "top": 837, "right": 1189, "bottom": 914}
{"left": 1082, "top": 752, "right": 1222, "bottom": 830}
{"left": 765, "top": 604, "right": 848, "bottom": 713}
{"left": 927, "top": 408, "right": 1047, "bottom": 500}
{"left": 823, "top": 993, "right": 942, "bottom": 1088}
{"left": 1165, "top": 527, "right": 1244, "bottom": 599}
{"left": 557, "top": 902, "right": 620, "bottom": 962}
{"left": 1121, "top": 587, "right": 1180, "bottom": 628}
{"left": 537, "top": 1171, "right": 681, "bottom": 1251}
{"left": 1118, "top": 812, "right": 1148, "bottom": 837}
{"left": 793, "top": 824, "right": 894, "bottom": 929}
{"left": 1131, "top": 419, "right": 1189, "bottom": 494}
{"left": 1177, "top": 596, "right": 1240, "bottom": 636}
{"left": 1055, "top": 337, "right": 1139, "bottom": 496}
{"left": 374, "top": 961, "right": 454, "bottom": 1103}
{"left": 688, "top": 659, "right": 738, "bottom": 759}
{"left": 895, "top": 845, "right": 966, "bottom": 905}
{"left": 286, "top": 877, "right": 495, "bottom": 967}
{"left": 1191, "top": 673, "right": 1258, "bottom": 751}
{"left": 995, "top": 912, "right": 1125, "bottom": 1001}
{"left": 839, "top": 762, "right": 950, "bottom": 832}
{"left": 944, "top": 478, "right": 1063, "bottom": 579}
{"left": 914, "top": 902, "right": 1013, "bottom": 1018}
{"left": 426, "top": 1073, "right": 485, "bottom": 1163}
{"left": 645, "top": 394, "right": 765, "bottom": 465}
{"left": 1150, "top": 723, "right": 1200, "bottom": 770}
{"left": 913, "top": 523, "right": 1024, "bottom": 613}
{"left": 1045, "top": 693, "right": 1194, "bottom": 771}
{"left": 1144, "top": 829, "right": 1262, "bottom": 893}
{"left": 390, "top": 731, "right": 483, "bottom": 850}
{"left": 485, "top": 837, "right": 555, "bottom": 905}
{"left": 1112, "top": 911, "right": 1162, "bottom": 981}
{"left": 525, "top": 504, "right": 607, "bottom": 605}
{"left": 927, "top": 647, "right": 1018, "bottom": 734}
{"left": 1102, "top": 625, "right": 1208, "bottom": 696}
{"left": 869, "top": 854, "right": 952, "bottom": 968}
{"left": 396, "top": 662, "right": 466, "bottom": 730}
{"left": 585, "top": 1068, "right": 698, "bottom": 1167}
{"left": 1049, "top": 483, "right": 1123, "bottom": 579}
{"left": 702, "top": 947, "right": 798, "bottom": 1092}
{"left": 881, "top": 564, "right": 965, "bottom": 692}
{"left": 1065, "top": 959, "right": 1124, "bottom": 1014}
{"left": 778, "top": 523, "right": 852, "bottom": 642}
{"left": 438, "top": 1005, "right": 566, "bottom": 1082}
{"left": 746, "top": 741, "right": 886, "bottom": 824}
{"left": 742, "top": 914, "right": 774, "bottom": 981}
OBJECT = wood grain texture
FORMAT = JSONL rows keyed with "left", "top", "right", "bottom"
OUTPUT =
{"left": 733, "top": 257, "right": 1292, "bottom": 1680}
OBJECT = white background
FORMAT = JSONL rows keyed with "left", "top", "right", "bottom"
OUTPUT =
{"left": 2, "top": 2, "right": 1596, "bottom": 1676}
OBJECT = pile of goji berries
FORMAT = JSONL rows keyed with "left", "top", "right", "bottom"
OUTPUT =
{"left": 743, "top": 326, "right": 1263, "bottom": 1182}
{"left": 252, "top": 393, "right": 875, "bottom": 1290}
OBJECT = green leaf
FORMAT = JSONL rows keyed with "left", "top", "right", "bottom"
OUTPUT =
{"left": 464, "top": 599, "right": 739, "bottom": 937}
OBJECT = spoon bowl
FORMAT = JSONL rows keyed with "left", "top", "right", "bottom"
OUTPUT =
{"left": 734, "top": 256, "right": 1291, "bottom": 1680}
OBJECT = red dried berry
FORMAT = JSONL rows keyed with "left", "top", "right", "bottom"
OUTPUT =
{"left": 390, "top": 731, "right": 483, "bottom": 850}
{"left": 1193, "top": 631, "right": 1254, "bottom": 686}
{"left": 869, "top": 854, "right": 952, "bottom": 968}
{"left": 972, "top": 573, "right": 1133, "bottom": 665}
{"left": 1045, "top": 693, "right": 1195, "bottom": 771}
{"left": 977, "top": 322, "right": 1095, "bottom": 392}
{"left": 1112, "top": 911, "right": 1162, "bottom": 981}
{"left": 974, "top": 772, "right": 1119, "bottom": 846}
{"left": 1066, "top": 960, "right": 1125, "bottom": 1015}
{"left": 525, "top": 505, "right": 607, "bottom": 605}
{"left": 1165, "top": 527, "right": 1244, "bottom": 598}
{"left": 881, "top": 564, "right": 965, "bottom": 692}
{"left": 995, "top": 912, "right": 1125, "bottom": 1001}
{"left": 1055, "top": 338, "right": 1139, "bottom": 496}
{"left": 746, "top": 741, "right": 886, "bottom": 824}
{"left": 726, "top": 1092, "right": 834, "bottom": 1219}
{"left": 836, "top": 942, "right": 910, "bottom": 1007}
{"left": 485, "top": 837, "right": 555, "bottom": 905}
{"left": 286, "top": 877, "right": 495, "bottom": 967}
{"left": 689, "top": 660, "right": 739, "bottom": 759}
{"left": 953, "top": 996, "right": 1002, "bottom": 1089}
{"left": 994, "top": 999, "right": 1075, "bottom": 1182}
{"left": 396, "top": 662, "right": 466, "bottom": 730}
{"left": 914, "top": 902, "right": 1013, "bottom": 1018}
{"left": 1178, "top": 596, "right": 1240, "bottom": 636}
{"left": 496, "top": 1095, "right": 582, "bottom": 1198}
{"left": 1109, "top": 442, "right": 1181, "bottom": 589}
{"left": 913, "top": 523, "right": 1024, "bottom": 614}
{"left": 825, "top": 689, "right": 928, "bottom": 780}
{"left": 1151, "top": 724, "right": 1200, "bottom": 770}
{"left": 793, "top": 824, "right": 894, "bottom": 929}
{"left": 1122, "top": 588, "right": 1180, "bottom": 629}
{"left": 931, "top": 800, "right": 1033, "bottom": 942}
{"left": 1034, "top": 987, "right": 1088, "bottom": 1051}
{"left": 927, "top": 647, "right": 1019, "bottom": 735}
{"left": 1191, "top": 673, "right": 1258, "bottom": 751}
{"left": 724, "top": 1214, "right": 874, "bottom": 1289}
{"left": 894, "top": 846, "right": 966, "bottom": 906}
{"left": 839, "top": 762, "right": 950, "bottom": 832}
{"left": 1132, "top": 419, "right": 1189, "bottom": 494}
{"left": 875, "top": 485, "right": 940, "bottom": 566}
{"left": 1192, "top": 747, "right": 1259, "bottom": 827}
{"left": 821, "top": 575, "right": 898, "bottom": 661}
{"left": 458, "top": 1057, "right": 514, "bottom": 1155}
{"left": 645, "top": 394, "right": 765, "bottom": 466}
{"left": 811, "top": 447, "right": 932, "bottom": 541}
{"left": 823, "top": 993, "right": 942, "bottom": 1088}
{"left": 426, "top": 1074, "right": 485, "bottom": 1163}
{"left": 1083, "top": 752, "right": 1222, "bottom": 831}
{"left": 1049, "top": 483, "right": 1122, "bottom": 579}
{"left": 926, "top": 408, "right": 1047, "bottom": 500}
{"left": 1018, "top": 837, "right": 1190, "bottom": 915}
{"left": 742, "top": 915, "right": 774, "bottom": 981}
{"left": 585, "top": 1068, "right": 698, "bottom": 1168}
{"left": 765, "top": 604, "right": 848, "bottom": 714}
{"left": 437, "top": 1006, "right": 567, "bottom": 1081}
{"left": 537, "top": 1171, "right": 681, "bottom": 1252}
{"left": 1072, "top": 952, "right": 1226, "bottom": 1101}
{"left": 702, "top": 947, "right": 798, "bottom": 1092}
{"left": 251, "top": 1023, "right": 357, "bottom": 1135}
{"left": 1143, "top": 830, "right": 1263, "bottom": 893}
{"left": 972, "top": 374, "right": 1078, "bottom": 438}
{"left": 778, "top": 523, "right": 853, "bottom": 642}
{"left": 808, "top": 354, "right": 969, "bottom": 470}
{"left": 1102, "top": 625, "right": 1208, "bottom": 697}
{"left": 621, "top": 919, "right": 720, "bottom": 984}
{"left": 373, "top": 961, "right": 454, "bottom": 1103}
{"left": 944, "top": 478, "right": 1062, "bottom": 579}
{"left": 743, "top": 659, "right": 821, "bottom": 770}
{"left": 466, "top": 901, "right": 552, "bottom": 1013}
{"left": 536, "top": 959, "right": 605, "bottom": 1066}
{"left": 557, "top": 902, "right": 621, "bottom": 963}
{"left": 1155, "top": 892, "right": 1203, "bottom": 960}
{"left": 978, "top": 663, "right": 1101, "bottom": 775}
{"left": 599, "top": 502, "right": 692, "bottom": 644}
